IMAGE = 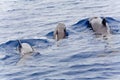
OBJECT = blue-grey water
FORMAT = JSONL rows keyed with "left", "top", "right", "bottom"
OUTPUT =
{"left": 0, "top": 0, "right": 120, "bottom": 80}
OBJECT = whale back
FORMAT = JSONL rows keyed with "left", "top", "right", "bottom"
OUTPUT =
{"left": 89, "top": 17, "right": 110, "bottom": 36}
{"left": 20, "top": 43, "right": 33, "bottom": 55}
{"left": 17, "top": 40, "right": 33, "bottom": 56}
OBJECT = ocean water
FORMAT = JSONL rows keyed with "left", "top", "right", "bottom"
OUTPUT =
{"left": 0, "top": 0, "right": 120, "bottom": 80}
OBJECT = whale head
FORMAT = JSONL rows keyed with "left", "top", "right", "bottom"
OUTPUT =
{"left": 54, "top": 23, "right": 67, "bottom": 41}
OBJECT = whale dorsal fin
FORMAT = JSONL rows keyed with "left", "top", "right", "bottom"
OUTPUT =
{"left": 17, "top": 40, "right": 22, "bottom": 49}
{"left": 102, "top": 18, "right": 107, "bottom": 27}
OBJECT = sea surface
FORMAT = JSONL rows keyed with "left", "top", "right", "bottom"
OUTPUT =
{"left": 0, "top": 0, "right": 120, "bottom": 80}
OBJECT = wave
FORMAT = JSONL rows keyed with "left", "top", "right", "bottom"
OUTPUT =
{"left": 71, "top": 17, "right": 120, "bottom": 34}
{"left": 46, "top": 17, "right": 120, "bottom": 39}
{"left": 0, "top": 39, "right": 52, "bottom": 65}
{"left": 45, "top": 30, "right": 69, "bottom": 39}
{"left": 0, "top": 38, "right": 52, "bottom": 48}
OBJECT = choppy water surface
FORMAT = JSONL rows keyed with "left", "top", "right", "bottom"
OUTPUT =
{"left": 0, "top": 0, "right": 120, "bottom": 80}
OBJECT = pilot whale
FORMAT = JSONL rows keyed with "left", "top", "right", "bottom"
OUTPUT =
{"left": 17, "top": 40, "right": 34, "bottom": 57}
{"left": 53, "top": 23, "right": 67, "bottom": 41}
{"left": 88, "top": 17, "right": 110, "bottom": 37}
